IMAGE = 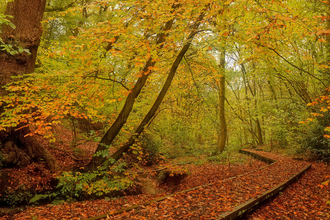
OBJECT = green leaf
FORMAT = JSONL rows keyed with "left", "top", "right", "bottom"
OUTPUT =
{"left": 29, "top": 194, "right": 48, "bottom": 204}
{"left": 23, "top": 49, "right": 31, "bottom": 54}
{"left": 9, "top": 50, "right": 17, "bottom": 55}
{"left": 9, "top": 22, "right": 16, "bottom": 29}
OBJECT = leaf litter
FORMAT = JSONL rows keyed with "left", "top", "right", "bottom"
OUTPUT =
{"left": 3, "top": 150, "right": 327, "bottom": 220}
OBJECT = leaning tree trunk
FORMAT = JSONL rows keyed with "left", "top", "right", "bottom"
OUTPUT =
{"left": 108, "top": 22, "right": 203, "bottom": 165}
{"left": 87, "top": 5, "right": 208, "bottom": 170}
{"left": 86, "top": 17, "right": 176, "bottom": 171}
{"left": 0, "top": 0, "right": 59, "bottom": 172}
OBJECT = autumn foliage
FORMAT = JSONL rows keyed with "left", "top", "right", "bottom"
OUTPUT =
{"left": 1, "top": 0, "right": 330, "bottom": 218}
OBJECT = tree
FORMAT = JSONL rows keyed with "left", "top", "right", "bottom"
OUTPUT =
{"left": 217, "top": 47, "right": 227, "bottom": 154}
{"left": 87, "top": 2, "right": 209, "bottom": 170}
{"left": 1, "top": 0, "right": 329, "bottom": 174}
{"left": 0, "top": 0, "right": 59, "bottom": 171}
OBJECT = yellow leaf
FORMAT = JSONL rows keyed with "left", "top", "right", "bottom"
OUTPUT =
{"left": 321, "top": 107, "right": 328, "bottom": 112}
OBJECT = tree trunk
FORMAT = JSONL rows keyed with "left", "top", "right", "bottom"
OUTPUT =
{"left": 109, "top": 27, "right": 201, "bottom": 164}
{"left": 87, "top": 16, "right": 176, "bottom": 170}
{"left": 87, "top": 6, "right": 208, "bottom": 170}
{"left": 326, "top": 2, "right": 330, "bottom": 87}
{"left": 215, "top": 47, "right": 227, "bottom": 154}
{"left": 0, "top": 0, "right": 59, "bottom": 172}
{"left": 255, "top": 118, "right": 263, "bottom": 146}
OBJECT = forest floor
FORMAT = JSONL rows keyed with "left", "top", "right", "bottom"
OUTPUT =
{"left": 1, "top": 148, "right": 329, "bottom": 220}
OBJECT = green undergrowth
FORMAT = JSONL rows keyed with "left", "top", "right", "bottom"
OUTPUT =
{"left": 142, "top": 128, "right": 251, "bottom": 166}
{"left": 0, "top": 161, "right": 138, "bottom": 207}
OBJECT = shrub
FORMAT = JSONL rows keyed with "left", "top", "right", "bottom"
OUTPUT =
{"left": 299, "top": 113, "right": 330, "bottom": 162}
{"left": 29, "top": 161, "right": 135, "bottom": 204}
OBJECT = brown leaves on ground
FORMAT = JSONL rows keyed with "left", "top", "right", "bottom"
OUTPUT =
{"left": 2, "top": 150, "right": 329, "bottom": 220}
{"left": 104, "top": 151, "right": 309, "bottom": 220}
{"left": 246, "top": 159, "right": 330, "bottom": 219}
{"left": 0, "top": 124, "right": 97, "bottom": 200}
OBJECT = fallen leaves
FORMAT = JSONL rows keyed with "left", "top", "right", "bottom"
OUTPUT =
{"left": 246, "top": 159, "right": 330, "bottom": 220}
{"left": 3, "top": 150, "right": 326, "bottom": 220}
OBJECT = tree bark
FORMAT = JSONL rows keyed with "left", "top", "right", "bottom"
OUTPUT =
{"left": 0, "top": 0, "right": 59, "bottom": 172}
{"left": 217, "top": 74, "right": 227, "bottom": 153}
{"left": 213, "top": 42, "right": 227, "bottom": 155}
{"left": 0, "top": 1, "right": 43, "bottom": 96}
{"left": 214, "top": 45, "right": 227, "bottom": 154}
{"left": 255, "top": 118, "right": 263, "bottom": 146}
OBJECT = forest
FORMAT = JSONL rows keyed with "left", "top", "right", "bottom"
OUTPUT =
{"left": 0, "top": 0, "right": 329, "bottom": 219}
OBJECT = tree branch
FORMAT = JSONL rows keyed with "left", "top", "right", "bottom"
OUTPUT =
{"left": 45, "top": 0, "right": 78, "bottom": 12}
{"left": 261, "top": 44, "right": 327, "bottom": 87}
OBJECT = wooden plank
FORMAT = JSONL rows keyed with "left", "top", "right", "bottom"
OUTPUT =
{"left": 239, "top": 149, "right": 276, "bottom": 164}
{"left": 217, "top": 164, "right": 311, "bottom": 220}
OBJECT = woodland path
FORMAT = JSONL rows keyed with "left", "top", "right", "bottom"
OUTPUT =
{"left": 3, "top": 150, "right": 329, "bottom": 220}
